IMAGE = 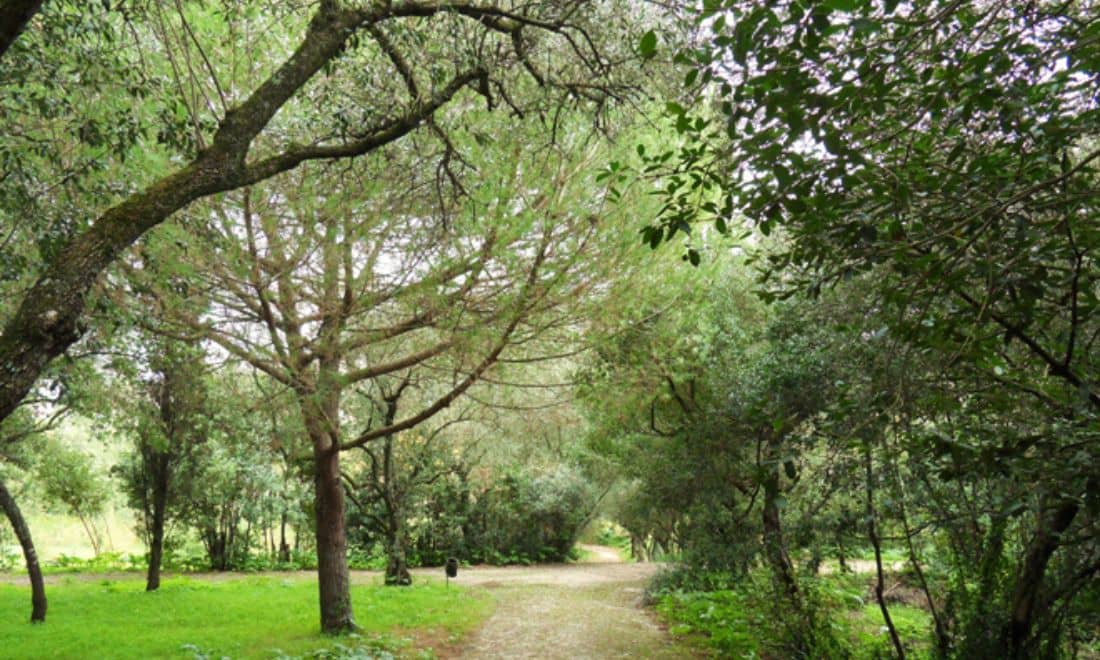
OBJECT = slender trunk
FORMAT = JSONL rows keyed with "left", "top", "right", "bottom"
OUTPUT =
{"left": 865, "top": 445, "right": 905, "bottom": 659}
{"left": 381, "top": 434, "right": 411, "bottom": 586}
{"left": 103, "top": 517, "right": 115, "bottom": 553}
{"left": 889, "top": 445, "right": 948, "bottom": 655}
{"left": 242, "top": 518, "right": 252, "bottom": 565}
{"left": 760, "top": 431, "right": 813, "bottom": 655}
{"left": 384, "top": 509, "right": 411, "bottom": 586}
{"left": 76, "top": 511, "right": 101, "bottom": 557}
{"left": 0, "top": 477, "right": 46, "bottom": 622}
{"left": 279, "top": 511, "right": 290, "bottom": 562}
{"left": 146, "top": 453, "right": 169, "bottom": 591}
{"left": 762, "top": 467, "right": 799, "bottom": 604}
{"left": 146, "top": 483, "right": 167, "bottom": 591}
{"left": 1003, "top": 499, "right": 1079, "bottom": 659}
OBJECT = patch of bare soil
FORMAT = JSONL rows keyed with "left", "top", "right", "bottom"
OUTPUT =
{"left": 436, "top": 551, "right": 701, "bottom": 660}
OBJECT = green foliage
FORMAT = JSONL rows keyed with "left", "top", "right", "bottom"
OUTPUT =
{"left": 267, "top": 633, "right": 417, "bottom": 660}
{"left": 350, "top": 462, "right": 598, "bottom": 568}
{"left": 33, "top": 438, "right": 110, "bottom": 555}
{"left": 599, "top": 5, "right": 1100, "bottom": 646}
{"left": 655, "top": 570, "right": 933, "bottom": 659}
{"left": 461, "top": 466, "right": 597, "bottom": 565}
{"left": 593, "top": 523, "right": 633, "bottom": 561}
{"left": 34, "top": 440, "right": 107, "bottom": 519}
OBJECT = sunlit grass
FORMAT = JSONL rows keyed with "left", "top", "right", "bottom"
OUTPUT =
{"left": 0, "top": 575, "right": 491, "bottom": 659}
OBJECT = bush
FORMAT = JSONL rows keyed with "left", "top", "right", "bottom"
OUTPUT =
{"left": 458, "top": 466, "right": 597, "bottom": 565}
{"left": 655, "top": 569, "right": 935, "bottom": 659}
{"left": 353, "top": 464, "right": 599, "bottom": 568}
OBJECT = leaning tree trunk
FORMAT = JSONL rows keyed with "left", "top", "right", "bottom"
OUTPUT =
{"left": 0, "top": 477, "right": 46, "bottom": 622}
{"left": 1003, "top": 499, "right": 1079, "bottom": 659}
{"left": 0, "top": 1, "right": 478, "bottom": 436}
{"left": 865, "top": 445, "right": 905, "bottom": 659}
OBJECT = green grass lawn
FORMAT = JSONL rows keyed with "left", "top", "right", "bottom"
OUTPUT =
{"left": 0, "top": 575, "right": 492, "bottom": 659}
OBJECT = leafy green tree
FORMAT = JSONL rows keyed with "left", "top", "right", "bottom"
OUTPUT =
{"left": 35, "top": 438, "right": 109, "bottom": 556}
{"left": 344, "top": 378, "right": 479, "bottom": 585}
{"left": 0, "top": 3, "right": 648, "bottom": 507}
{"left": 180, "top": 372, "right": 308, "bottom": 572}
{"left": 126, "top": 101, "right": 647, "bottom": 624}
{"left": 633, "top": 2, "right": 1100, "bottom": 656}
{"left": 109, "top": 339, "right": 209, "bottom": 591}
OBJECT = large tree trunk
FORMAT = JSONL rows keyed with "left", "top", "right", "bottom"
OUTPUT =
{"left": 0, "top": 477, "right": 47, "bottom": 622}
{"left": 313, "top": 441, "right": 355, "bottom": 632}
{"left": 302, "top": 367, "right": 356, "bottom": 634}
{"left": 1003, "top": 499, "right": 1079, "bottom": 659}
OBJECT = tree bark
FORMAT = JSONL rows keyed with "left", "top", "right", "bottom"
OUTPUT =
{"left": 0, "top": 0, "right": 43, "bottom": 59}
{"left": 1003, "top": 499, "right": 1079, "bottom": 659}
{"left": 761, "top": 466, "right": 800, "bottom": 606}
{"left": 0, "top": 476, "right": 46, "bottom": 622}
{"left": 145, "top": 453, "right": 169, "bottom": 591}
{"left": 302, "top": 363, "right": 356, "bottom": 634}
{"left": 384, "top": 510, "right": 412, "bottom": 586}
{"left": 279, "top": 511, "right": 290, "bottom": 563}
{"left": 760, "top": 433, "right": 812, "bottom": 655}
{"left": 381, "top": 432, "right": 412, "bottom": 586}
{"left": 313, "top": 441, "right": 355, "bottom": 632}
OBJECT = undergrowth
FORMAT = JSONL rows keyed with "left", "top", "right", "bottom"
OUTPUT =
{"left": 652, "top": 567, "right": 933, "bottom": 659}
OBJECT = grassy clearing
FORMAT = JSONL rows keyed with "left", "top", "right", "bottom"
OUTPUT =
{"left": 0, "top": 575, "right": 491, "bottom": 659}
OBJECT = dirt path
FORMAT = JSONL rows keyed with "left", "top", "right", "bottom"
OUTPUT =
{"left": 440, "top": 548, "right": 699, "bottom": 660}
